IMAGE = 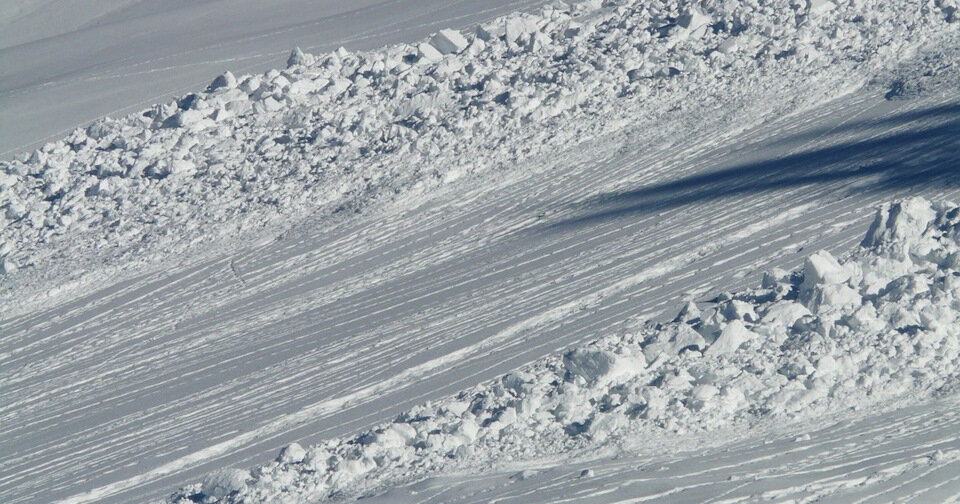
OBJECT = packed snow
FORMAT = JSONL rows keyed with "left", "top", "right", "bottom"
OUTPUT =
{"left": 2, "top": 0, "right": 960, "bottom": 503}
{"left": 167, "top": 197, "right": 960, "bottom": 502}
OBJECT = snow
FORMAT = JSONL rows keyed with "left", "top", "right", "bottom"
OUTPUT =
{"left": 2, "top": 0, "right": 960, "bottom": 502}
{"left": 163, "top": 197, "right": 960, "bottom": 502}
{"left": 3, "top": 0, "right": 959, "bottom": 318}
{"left": 431, "top": 29, "right": 469, "bottom": 55}
{"left": 199, "top": 469, "right": 250, "bottom": 501}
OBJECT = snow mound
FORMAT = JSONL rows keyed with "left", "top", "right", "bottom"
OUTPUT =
{"left": 2, "top": 0, "right": 958, "bottom": 314}
{"left": 169, "top": 197, "right": 960, "bottom": 503}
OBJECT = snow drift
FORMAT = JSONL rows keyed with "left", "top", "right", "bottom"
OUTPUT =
{"left": 169, "top": 197, "right": 960, "bottom": 502}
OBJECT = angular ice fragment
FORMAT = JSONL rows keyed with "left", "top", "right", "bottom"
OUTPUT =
{"left": 431, "top": 29, "right": 469, "bottom": 54}
{"left": 704, "top": 320, "right": 755, "bottom": 357}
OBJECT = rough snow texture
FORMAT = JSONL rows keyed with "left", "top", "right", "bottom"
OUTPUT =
{"left": 169, "top": 198, "right": 960, "bottom": 503}
{"left": 2, "top": 0, "right": 959, "bottom": 317}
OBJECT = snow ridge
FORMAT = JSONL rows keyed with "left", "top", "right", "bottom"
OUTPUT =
{"left": 2, "top": 0, "right": 958, "bottom": 315}
{"left": 168, "top": 198, "right": 960, "bottom": 503}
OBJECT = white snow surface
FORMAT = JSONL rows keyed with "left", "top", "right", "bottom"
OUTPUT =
{"left": 2, "top": 0, "right": 960, "bottom": 503}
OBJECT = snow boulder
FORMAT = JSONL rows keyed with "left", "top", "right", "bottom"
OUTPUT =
{"left": 802, "top": 250, "right": 848, "bottom": 288}
{"left": 504, "top": 15, "right": 540, "bottom": 46}
{"left": 704, "top": 320, "right": 756, "bottom": 357}
{"left": 807, "top": 0, "right": 836, "bottom": 16}
{"left": 287, "top": 47, "right": 315, "bottom": 68}
{"left": 563, "top": 347, "right": 642, "bottom": 385}
{"left": 677, "top": 9, "right": 711, "bottom": 38}
{"left": 207, "top": 71, "right": 237, "bottom": 92}
{"left": 201, "top": 469, "right": 249, "bottom": 500}
{"left": 861, "top": 198, "right": 937, "bottom": 252}
{"left": 760, "top": 301, "right": 812, "bottom": 329}
{"left": 278, "top": 442, "right": 306, "bottom": 464}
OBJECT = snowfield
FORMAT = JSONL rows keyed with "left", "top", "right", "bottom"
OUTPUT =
{"left": 1, "top": 0, "right": 960, "bottom": 503}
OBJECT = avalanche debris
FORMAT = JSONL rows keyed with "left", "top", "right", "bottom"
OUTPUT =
{"left": 2, "top": 0, "right": 957, "bottom": 317}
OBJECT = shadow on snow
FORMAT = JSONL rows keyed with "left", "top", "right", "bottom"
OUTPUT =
{"left": 544, "top": 101, "right": 960, "bottom": 231}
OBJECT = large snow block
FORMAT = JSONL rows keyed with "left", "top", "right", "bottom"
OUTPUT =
{"left": 705, "top": 320, "right": 755, "bottom": 357}
{"left": 277, "top": 442, "right": 306, "bottom": 463}
{"left": 201, "top": 469, "right": 249, "bottom": 499}
{"left": 801, "top": 250, "right": 848, "bottom": 290}
{"left": 861, "top": 198, "right": 937, "bottom": 250}
{"left": 505, "top": 16, "right": 539, "bottom": 44}
{"left": 431, "top": 29, "right": 469, "bottom": 54}
{"left": 417, "top": 42, "right": 444, "bottom": 63}
{"left": 808, "top": 0, "right": 836, "bottom": 15}
{"left": 563, "top": 348, "right": 642, "bottom": 384}
{"left": 207, "top": 71, "right": 237, "bottom": 91}
{"left": 678, "top": 9, "right": 711, "bottom": 31}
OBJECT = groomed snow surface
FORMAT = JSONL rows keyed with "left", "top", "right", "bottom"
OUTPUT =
{"left": 2, "top": 0, "right": 960, "bottom": 502}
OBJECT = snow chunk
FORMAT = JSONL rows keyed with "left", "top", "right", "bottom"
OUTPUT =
{"left": 801, "top": 250, "right": 848, "bottom": 291}
{"left": 417, "top": 42, "right": 444, "bottom": 63}
{"left": 208, "top": 71, "right": 237, "bottom": 91}
{"left": 761, "top": 301, "right": 812, "bottom": 328}
{"left": 1, "top": 257, "right": 18, "bottom": 275}
{"left": 431, "top": 29, "right": 469, "bottom": 55}
{"left": 862, "top": 198, "right": 938, "bottom": 251}
{"left": 278, "top": 442, "right": 306, "bottom": 464}
{"left": 807, "top": 0, "right": 836, "bottom": 15}
{"left": 705, "top": 320, "right": 755, "bottom": 357}
{"left": 287, "top": 47, "right": 314, "bottom": 68}
{"left": 505, "top": 16, "right": 539, "bottom": 44}
{"left": 563, "top": 347, "right": 642, "bottom": 384}
{"left": 678, "top": 9, "right": 711, "bottom": 32}
{"left": 201, "top": 469, "right": 249, "bottom": 499}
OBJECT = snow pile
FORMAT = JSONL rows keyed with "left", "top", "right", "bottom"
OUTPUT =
{"left": 3, "top": 0, "right": 958, "bottom": 310}
{"left": 169, "top": 197, "right": 960, "bottom": 503}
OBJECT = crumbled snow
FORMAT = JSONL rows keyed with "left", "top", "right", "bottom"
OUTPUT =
{"left": 2, "top": 0, "right": 958, "bottom": 319}
{"left": 168, "top": 197, "right": 960, "bottom": 503}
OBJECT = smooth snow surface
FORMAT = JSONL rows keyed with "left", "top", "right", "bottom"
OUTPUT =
{"left": 2, "top": 0, "right": 960, "bottom": 503}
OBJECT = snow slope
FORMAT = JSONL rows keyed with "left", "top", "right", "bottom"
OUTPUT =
{"left": 2, "top": 0, "right": 960, "bottom": 503}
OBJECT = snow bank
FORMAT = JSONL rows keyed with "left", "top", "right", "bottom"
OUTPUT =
{"left": 170, "top": 197, "right": 960, "bottom": 502}
{"left": 2, "top": 0, "right": 957, "bottom": 312}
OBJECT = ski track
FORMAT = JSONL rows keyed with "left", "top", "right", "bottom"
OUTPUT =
{"left": 2, "top": 84, "right": 958, "bottom": 503}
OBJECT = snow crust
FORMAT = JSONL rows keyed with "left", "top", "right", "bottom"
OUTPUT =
{"left": 2, "top": 0, "right": 958, "bottom": 316}
{"left": 169, "top": 197, "right": 960, "bottom": 502}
